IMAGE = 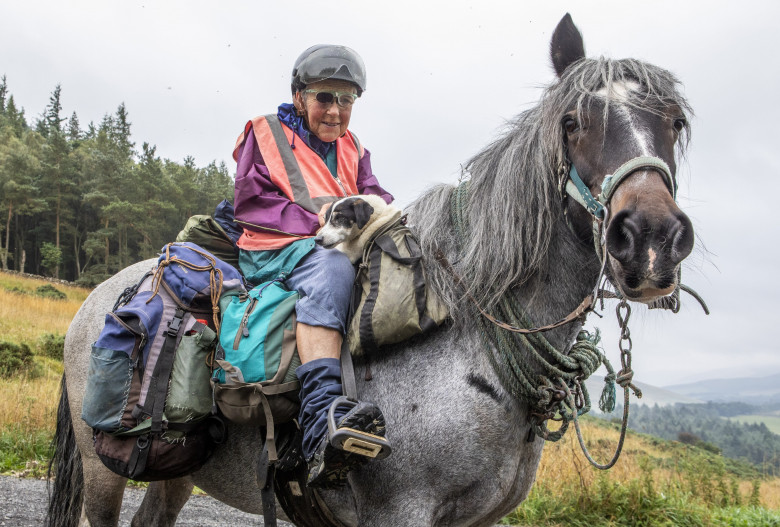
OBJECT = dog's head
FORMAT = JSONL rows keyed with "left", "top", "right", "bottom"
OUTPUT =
{"left": 315, "top": 197, "right": 375, "bottom": 248}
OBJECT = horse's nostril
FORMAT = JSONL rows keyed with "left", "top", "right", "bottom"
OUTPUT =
{"left": 669, "top": 213, "right": 694, "bottom": 265}
{"left": 606, "top": 211, "right": 638, "bottom": 263}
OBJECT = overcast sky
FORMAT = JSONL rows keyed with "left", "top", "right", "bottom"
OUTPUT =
{"left": 2, "top": 1, "right": 778, "bottom": 387}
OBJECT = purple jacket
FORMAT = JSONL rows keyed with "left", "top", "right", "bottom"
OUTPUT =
{"left": 234, "top": 122, "right": 393, "bottom": 244}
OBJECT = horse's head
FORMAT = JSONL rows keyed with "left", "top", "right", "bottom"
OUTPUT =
{"left": 549, "top": 14, "right": 694, "bottom": 303}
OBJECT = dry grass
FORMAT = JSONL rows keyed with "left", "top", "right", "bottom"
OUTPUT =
{"left": 534, "top": 417, "right": 780, "bottom": 510}
{"left": 0, "top": 361, "right": 62, "bottom": 432}
{"left": 0, "top": 273, "right": 90, "bottom": 345}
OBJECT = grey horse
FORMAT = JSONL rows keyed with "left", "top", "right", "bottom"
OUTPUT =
{"left": 48, "top": 13, "right": 696, "bottom": 527}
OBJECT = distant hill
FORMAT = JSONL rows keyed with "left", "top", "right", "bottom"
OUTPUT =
{"left": 584, "top": 375, "right": 702, "bottom": 410}
{"left": 664, "top": 373, "right": 780, "bottom": 404}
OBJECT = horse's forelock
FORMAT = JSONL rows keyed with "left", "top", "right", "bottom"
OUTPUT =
{"left": 412, "top": 57, "right": 692, "bottom": 315}
{"left": 551, "top": 57, "right": 693, "bottom": 154}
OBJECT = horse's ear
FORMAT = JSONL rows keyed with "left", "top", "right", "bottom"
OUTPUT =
{"left": 550, "top": 13, "right": 585, "bottom": 78}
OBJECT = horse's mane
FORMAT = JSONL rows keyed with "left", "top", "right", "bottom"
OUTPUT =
{"left": 411, "top": 57, "right": 693, "bottom": 313}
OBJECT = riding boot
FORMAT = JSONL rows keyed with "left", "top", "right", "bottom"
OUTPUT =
{"left": 296, "top": 357, "right": 390, "bottom": 488}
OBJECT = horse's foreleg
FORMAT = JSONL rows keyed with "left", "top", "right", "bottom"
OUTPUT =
{"left": 130, "top": 478, "right": 194, "bottom": 527}
{"left": 80, "top": 456, "right": 127, "bottom": 526}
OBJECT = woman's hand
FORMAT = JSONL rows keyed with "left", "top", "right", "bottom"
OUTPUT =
{"left": 318, "top": 202, "right": 332, "bottom": 227}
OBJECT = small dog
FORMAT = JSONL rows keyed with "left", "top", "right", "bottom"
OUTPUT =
{"left": 315, "top": 195, "right": 402, "bottom": 263}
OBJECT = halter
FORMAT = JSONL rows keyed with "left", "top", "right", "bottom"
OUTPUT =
{"left": 562, "top": 155, "right": 676, "bottom": 264}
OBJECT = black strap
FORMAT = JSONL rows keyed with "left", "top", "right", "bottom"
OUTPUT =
{"left": 127, "top": 434, "right": 151, "bottom": 478}
{"left": 375, "top": 234, "right": 421, "bottom": 265}
{"left": 148, "top": 308, "right": 184, "bottom": 433}
{"left": 258, "top": 440, "right": 277, "bottom": 527}
{"left": 340, "top": 337, "right": 358, "bottom": 401}
{"left": 358, "top": 242, "right": 384, "bottom": 351}
{"left": 128, "top": 308, "right": 185, "bottom": 478}
{"left": 404, "top": 235, "right": 436, "bottom": 332}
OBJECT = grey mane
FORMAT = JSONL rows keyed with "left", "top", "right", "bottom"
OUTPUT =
{"left": 410, "top": 57, "right": 693, "bottom": 315}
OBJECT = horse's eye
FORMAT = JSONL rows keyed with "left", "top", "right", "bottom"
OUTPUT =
{"left": 562, "top": 117, "right": 579, "bottom": 134}
{"left": 673, "top": 118, "right": 686, "bottom": 133}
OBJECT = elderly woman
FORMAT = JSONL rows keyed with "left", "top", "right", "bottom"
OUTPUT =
{"left": 232, "top": 45, "right": 393, "bottom": 488}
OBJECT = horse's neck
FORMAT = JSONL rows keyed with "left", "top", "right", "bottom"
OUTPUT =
{"left": 507, "top": 219, "right": 600, "bottom": 350}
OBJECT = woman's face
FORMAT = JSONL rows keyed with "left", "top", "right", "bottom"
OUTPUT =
{"left": 294, "top": 80, "right": 356, "bottom": 143}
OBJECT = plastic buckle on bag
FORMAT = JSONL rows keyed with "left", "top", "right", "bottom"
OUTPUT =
{"left": 167, "top": 314, "right": 183, "bottom": 337}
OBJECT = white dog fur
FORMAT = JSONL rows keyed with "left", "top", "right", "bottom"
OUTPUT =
{"left": 315, "top": 194, "right": 402, "bottom": 263}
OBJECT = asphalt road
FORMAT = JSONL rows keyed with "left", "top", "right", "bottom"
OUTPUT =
{"left": 0, "top": 475, "right": 292, "bottom": 526}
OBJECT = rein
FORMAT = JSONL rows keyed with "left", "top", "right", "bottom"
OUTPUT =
{"left": 445, "top": 181, "right": 629, "bottom": 446}
{"left": 443, "top": 169, "right": 659, "bottom": 468}
{"left": 441, "top": 154, "right": 707, "bottom": 468}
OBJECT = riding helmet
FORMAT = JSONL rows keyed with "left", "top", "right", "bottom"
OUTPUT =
{"left": 291, "top": 45, "right": 366, "bottom": 96}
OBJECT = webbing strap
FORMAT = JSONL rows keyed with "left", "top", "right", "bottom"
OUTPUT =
{"left": 127, "top": 307, "right": 185, "bottom": 478}
{"left": 149, "top": 308, "right": 185, "bottom": 433}
{"left": 358, "top": 242, "right": 383, "bottom": 350}
{"left": 340, "top": 337, "right": 358, "bottom": 401}
{"left": 258, "top": 443, "right": 278, "bottom": 527}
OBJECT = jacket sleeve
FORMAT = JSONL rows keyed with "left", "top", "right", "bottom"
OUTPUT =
{"left": 233, "top": 127, "right": 320, "bottom": 236}
{"left": 356, "top": 148, "right": 394, "bottom": 204}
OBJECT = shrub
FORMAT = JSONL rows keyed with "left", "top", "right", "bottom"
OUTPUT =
{"left": 37, "top": 333, "right": 65, "bottom": 360}
{"left": 75, "top": 271, "right": 109, "bottom": 288}
{"left": 0, "top": 341, "right": 41, "bottom": 378}
{"left": 678, "top": 431, "right": 701, "bottom": 445}
{"left": 40, "top": 242, "right": 62, "bottom": 276}
{"left": 34, "top": 284, "right": 66, "bottom": 300}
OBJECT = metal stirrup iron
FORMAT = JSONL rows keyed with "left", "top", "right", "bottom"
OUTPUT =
{"left": 335, "top": 340, "right": 392, "bottom": 459}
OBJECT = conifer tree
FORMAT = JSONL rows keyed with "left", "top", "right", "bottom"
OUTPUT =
{"left": 45, "top": 84, "right": 65, "bottom": 134}
{"left": 67, "top": 112, "right": 81, "bottom": 142}
{"left": 4, "top": 96, "right": 27, "bottom": 137}
{"left": 0, "top": 75, "right": 7, "bottom": 114}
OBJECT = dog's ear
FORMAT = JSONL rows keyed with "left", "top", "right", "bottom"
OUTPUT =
{"left": 353, "top": 199, "right": 374, "bottom": 229}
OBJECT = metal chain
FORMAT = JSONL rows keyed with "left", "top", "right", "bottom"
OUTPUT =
{"left": 571, "top": 299, "right": 642, "bottom": 469}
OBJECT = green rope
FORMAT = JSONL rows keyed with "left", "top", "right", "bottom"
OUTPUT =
{"left": 450, "top": 181, "right": 615, "bottom": 442}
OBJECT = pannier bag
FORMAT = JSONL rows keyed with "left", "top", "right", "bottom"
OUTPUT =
{"left": 81, "top": 242, "right": 245, "bottom": 481}
{"left": 212, "top": 279, "right": 301, "bottom": 462}
{"left": 348, "top": 216, "right": 449, "bottom": 355}
{"left": 176, "top": 214, "right": 240, "bottom": 270}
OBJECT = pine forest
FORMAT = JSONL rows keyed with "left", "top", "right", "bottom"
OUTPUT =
{"left": 0, "top": 77, "right": 235, "bottom": 285}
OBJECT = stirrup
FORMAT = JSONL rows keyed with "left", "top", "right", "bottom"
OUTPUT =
{"left": 327, "top": 396, "right": 392, "bottom": 459}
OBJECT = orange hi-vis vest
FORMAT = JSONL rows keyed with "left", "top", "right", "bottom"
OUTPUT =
{"left": 233, "top": 114, "right": 363, "bottom": 250}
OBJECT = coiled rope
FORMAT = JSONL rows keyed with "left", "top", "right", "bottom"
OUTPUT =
{"left": 450, "top": 181, "right": 620, "bottom": 443}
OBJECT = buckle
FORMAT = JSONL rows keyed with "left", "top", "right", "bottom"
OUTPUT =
{"left": 167, "top": 313, "right": 184, "bottom": 337}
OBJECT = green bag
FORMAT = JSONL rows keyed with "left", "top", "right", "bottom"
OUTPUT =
{"left": 176, "top": 215, "right": 240, "bottom": 270}
{"left": 348, "top": 217, "right": 449, "bottom": 355}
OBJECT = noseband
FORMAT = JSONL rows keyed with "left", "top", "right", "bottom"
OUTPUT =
{"left": 561, "top": 155, "right": 675, "bottom": 265}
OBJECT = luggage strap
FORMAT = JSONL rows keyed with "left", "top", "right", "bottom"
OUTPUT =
{"left": 127, "top": 307, "right": 185, "bottom": 478}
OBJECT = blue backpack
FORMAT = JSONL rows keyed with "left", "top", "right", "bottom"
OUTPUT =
{"left": 82, "top": 242, "right": 245, "bottom": 480}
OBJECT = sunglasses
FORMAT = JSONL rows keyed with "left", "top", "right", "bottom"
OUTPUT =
{"left": 304, "top": 90, "right": 358, "bottom": 108}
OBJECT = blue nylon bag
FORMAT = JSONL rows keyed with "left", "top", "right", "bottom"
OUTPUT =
{"left": 214, "top": 280, "right": 299, "bottom": 384}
